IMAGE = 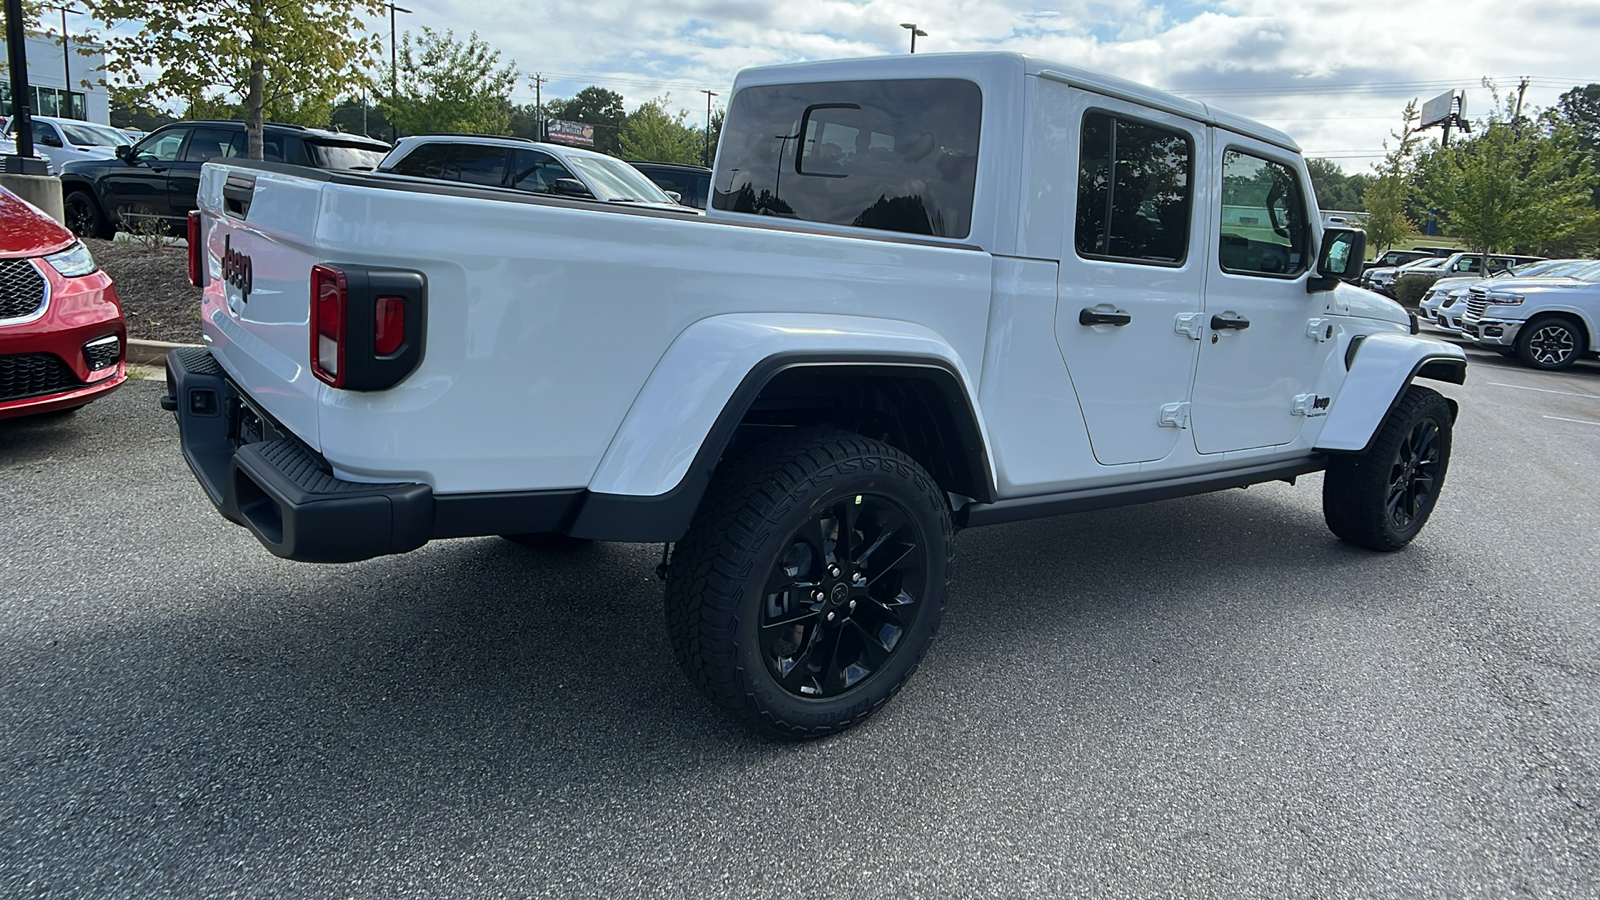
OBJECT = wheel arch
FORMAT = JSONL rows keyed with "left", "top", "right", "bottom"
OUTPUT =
{"left": 1315, "top": 332, "right": 1465, "bottom": 454}
{"left": 1521, "top": 309, "right": 1593, "bottom": 350}
{"left": 570, "top": 315, "right": 996, "bottom": 542}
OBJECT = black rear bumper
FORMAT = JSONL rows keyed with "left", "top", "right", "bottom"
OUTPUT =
{"left": 164, "top": 347, "right": 591, "bottom": 562}
{"left": 165, "top": 347, "right": 438, "bottom": 562}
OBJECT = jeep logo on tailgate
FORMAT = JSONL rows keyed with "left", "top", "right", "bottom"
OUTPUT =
{"left": 222, "top": 234, "right": 253, "bottom": 304}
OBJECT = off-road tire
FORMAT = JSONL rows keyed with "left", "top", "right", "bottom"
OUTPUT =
{"left": 1323, "top": 385, "right": 1453, "bottom": 551}
{"left": 665, "top": 429, "right": 953, "bottom": 739}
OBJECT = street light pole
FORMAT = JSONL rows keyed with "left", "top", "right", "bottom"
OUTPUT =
{"left": 900, "top": 22, "right": 927, "bottom": 53}
{"left": 700, "top": 89, "right": 717, "bottom": 167}
{"left": 3, "top": 0, "right": 38, "bottom": 162}
{"left": 385, "top": 3, "right": 411, "bottom": 141}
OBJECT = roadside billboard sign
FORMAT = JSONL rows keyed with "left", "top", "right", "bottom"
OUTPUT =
{"left": 545, "top": 119, "right": 594, "bottom": 147}
{"left": 1420, "top": 90, "right": 1457, "bottom": 128}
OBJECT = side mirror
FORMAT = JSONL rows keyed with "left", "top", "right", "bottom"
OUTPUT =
{"left": 664, "top": 190, "right": 683, "bottom": 204}
{"left": 551, "top": 177, "right": 592, "bottom": 198}
{"left": 1308, "top": 227, "right": 1366, "bottom": 293}
{"left": 115, "top": 144, "right": 134, "bottom": 162}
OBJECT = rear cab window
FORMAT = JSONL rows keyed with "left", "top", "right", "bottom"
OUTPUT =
{"left": 714, "top": 78, "right": 982, "bottom": 239}
{"left": 1074, "top": 111, "right": 1194, "bottom": 265}
{"left": 311, "top": 142, "right": 388, "bottom": 171}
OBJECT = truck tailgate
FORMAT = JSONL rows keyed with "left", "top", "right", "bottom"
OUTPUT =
{"left": 196, "top": 164, "right": 326, "bottom": 448}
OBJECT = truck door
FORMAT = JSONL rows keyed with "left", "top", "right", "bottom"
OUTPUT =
{"left": 1190, "top": 135, "right": 1330, "bottom": 453}
{"left": 1055, "top": 96, "right": 1208, "bottom": 465}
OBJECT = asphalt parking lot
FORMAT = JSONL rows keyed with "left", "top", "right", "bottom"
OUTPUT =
{"left": 3, "top": 341, "right": 1598, "bottom": 899}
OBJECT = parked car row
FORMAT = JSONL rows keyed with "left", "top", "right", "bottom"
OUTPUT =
{"left": 1361, "top": 251, "right": 1545, "bottom": 297}
{"left": 1420, "top": 259, "right": 1595, "bottom": 332}
{"left": 1, "top": 115, "right": 138, "bottom": 175}
{"left": 1454, "top": 261, "right": 1600, "bottom": 370}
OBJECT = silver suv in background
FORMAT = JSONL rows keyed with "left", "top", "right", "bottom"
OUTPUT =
{"left": 1460, "top": 261, "right": 1600, "bottom": 369}
{"left": 378, "top": 135, "right": 690, "bottom": 211}
{"left": 1421, "top": 259, "right": 1595, "bottom": 333}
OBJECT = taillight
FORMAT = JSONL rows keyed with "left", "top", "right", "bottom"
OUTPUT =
{"left": 311, "top": 264, "right": 347, "bottom": 387}
{"left": 187, "top": 211, "right": 202, "bottom": 286}
{"left": 374, "top": 297, "right": 405, "bottom": 356}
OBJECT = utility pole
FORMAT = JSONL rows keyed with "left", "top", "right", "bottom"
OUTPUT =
{"left": 532, "top": 73, "right": 548, "bottom": 140}
{"left": 46, "top": 4, "right": 83, "bottom": 118}
{"left": 385, "top": 3, "right": 411, "bottom": 141}
{"left": 3, "top": 0, "right": 39, "bottom": 163}
{"left": 700, "top": 89, "right": 717, "bottom": 166}
{"left": 1513, "top": 76, "right": 1530, "bottom": 121}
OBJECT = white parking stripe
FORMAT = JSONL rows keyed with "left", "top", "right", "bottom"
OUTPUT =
{"left": 1488, "top": 382, "right": 1600, "bottom": 400}
{"left": 1543, "top": 415, "right": 1600, "bottom": 427}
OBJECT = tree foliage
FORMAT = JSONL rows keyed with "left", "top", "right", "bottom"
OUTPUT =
{"left": 1363, "top": 102, "right": 1423, "bottom": 255}
{"left": 621, "top": 95, "right": 701, "bottom": 164}
{"left": 1420, "top": 87, "right": 1599, "bottom": 259}
{"left": 1306, "top": 157, "right": 1368, "bottom": 212}
{"left": 375, "top": 28, "right": 517, "bottom": 137}
{"left": 545, "top": 87, "right": 625, "bottom": 155}
{"left": 83, "top": 0, "right": 382, "bottom": 159}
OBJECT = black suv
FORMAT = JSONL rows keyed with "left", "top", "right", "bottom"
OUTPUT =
{"left": 628, "top": 161, "right": 712, "bottom": 209}
{"left": 58, "top": 121, "right": 389, "bottom": 238}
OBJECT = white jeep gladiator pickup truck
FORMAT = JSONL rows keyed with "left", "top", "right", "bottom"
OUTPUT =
{"left": 164, "top": 52, "right": 1466, "bottom": 738}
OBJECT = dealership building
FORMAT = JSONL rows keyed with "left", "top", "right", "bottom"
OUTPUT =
{"left": 1, "top": 31, "right": 112, "bottom": 124}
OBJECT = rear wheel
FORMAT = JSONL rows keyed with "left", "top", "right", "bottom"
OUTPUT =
{"left": 1323, "top": 385, "right": 1453, "bottom": 551}
{"left": 665, "top": 429, "right": 952, "bottom": 739}
{"left": 64, "top": 190, "right": 113, "bottom": 240}
{"left": 1515, "top": 316, "right": 1586, "bottom": 370}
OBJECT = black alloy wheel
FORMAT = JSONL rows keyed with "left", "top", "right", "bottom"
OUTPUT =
{"left": 64, "top": 191, "right": 112, "bottom": 240}
{"left": 759, "top": 491, "right": 929, "bottom": 700}
{"left": 666, "top": 429, "right": 952, "bottom": 739}
{"left": 1383, "top": 415, "right": 1443, "bottom": 533}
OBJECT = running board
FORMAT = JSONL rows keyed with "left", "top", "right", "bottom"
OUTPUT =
{"left": 955, "top": 457, "right": 1327, "bottom": 528}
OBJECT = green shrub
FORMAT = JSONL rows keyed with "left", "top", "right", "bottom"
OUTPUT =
{"left": 1393, "top": 272, "right": 1442, "bottom": 307}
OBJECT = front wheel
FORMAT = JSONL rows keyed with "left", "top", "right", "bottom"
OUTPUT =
{"left": 1323, "top": 385, "right": 1453, "bottom": 551}
{"left": 665, "top": 430, "right": 953, "bottom": 739}
{"left": 64, "top": 190, "right": 113, "bottom": 240}
{"left": 1516, "top": 316, "right": 1587, "bottom": 370}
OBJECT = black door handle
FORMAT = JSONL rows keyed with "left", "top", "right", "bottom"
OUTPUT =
{"left": 1079, "top": 307, "right": 1132, "bottom": 327}
{"left": 1210, "top": 313, "right": 1250, "bottom": 330}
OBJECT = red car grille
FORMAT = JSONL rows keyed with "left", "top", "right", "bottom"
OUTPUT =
{"left": 0, "top": 353, "right": 81, "bottom": 402}
{"left": 0, "top": 258, "right": 48, "bottom": 321}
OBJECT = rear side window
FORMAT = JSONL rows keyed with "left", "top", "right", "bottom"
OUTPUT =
{"left": 1219, "top": 150, "right": 1309, "bottom": 277}
{"left": 1075, "top": 112, "right": 1193, "bottom": 265}
{"left": 391, "top": 143, "right": 459, "bottom": 179}
{"left": 310, "top": 143, "right": 387, "bottom": 171}
{"left": 453, "top": 145, "right": 508, "bottom": 185}
{"left": 185, "top": 127, "right": 239, "bottom": 163}
{"left": 714, "top": 78, "right": 982, "bottom": 239}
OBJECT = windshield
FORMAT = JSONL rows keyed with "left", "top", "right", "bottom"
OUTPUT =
{"left": 1400, "top": 258, "right": 1444, "bottom": 270}
{"left": 57, "top": 121, "right": 130, "bottom": 147}
{"left": 565, "top": 155, "right": 673, "bottom": 203}
{"left": 1569, "top": 261, "right": 1600, "bottom": 282}
{"left": 311, "top": 143, "right": 388, "bottom": 171}
{"left": 1513, "top": 259, "right": 1586, "bottom": 278}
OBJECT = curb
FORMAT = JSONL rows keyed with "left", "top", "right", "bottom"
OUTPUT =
{"left": 127, "top": 338, "right": 200, "bottom": 367}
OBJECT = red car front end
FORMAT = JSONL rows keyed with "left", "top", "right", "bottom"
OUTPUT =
{"left": 1, "top": 187, "right": 126, "bottom": 419}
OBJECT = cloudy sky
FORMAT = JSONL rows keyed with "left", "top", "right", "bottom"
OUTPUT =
{"left": 359, "top": 0, "right": 1593, "bottom": 173}
{"left": 62, "top": 1, "right": 1594, "bottom": 173}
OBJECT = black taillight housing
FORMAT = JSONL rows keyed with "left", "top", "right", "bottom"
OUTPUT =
{"left": 309, "top": 264, "right": 427, "bottom": 391}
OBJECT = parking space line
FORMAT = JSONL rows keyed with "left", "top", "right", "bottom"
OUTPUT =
{"left": 1488, "top": 382, "right": 1600, "bottom": 400}
{"left": 1543, "top": 415, "right": 1600, "bottom": 427}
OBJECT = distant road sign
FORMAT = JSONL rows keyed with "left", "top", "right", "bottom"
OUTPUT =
{"left": 545, "top": 120, "right": 594, "bottom": 148}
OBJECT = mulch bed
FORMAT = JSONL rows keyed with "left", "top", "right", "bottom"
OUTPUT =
{"left": 88, "top": 237, "right": 203, "bottom": 344}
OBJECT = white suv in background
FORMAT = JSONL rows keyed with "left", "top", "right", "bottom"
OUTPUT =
{"left": 1460, "top": 261, "right": 1600, "bottom": 369}
{"left": 1421, "top": 259, "right": 1594, "bottom": 333}
{"left": 1, "top": 116, "right": 132, "bottom": 175}
{"left": 377, "top": 135, "right": 690, "bottom": 211}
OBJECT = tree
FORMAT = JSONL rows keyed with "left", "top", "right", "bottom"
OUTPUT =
{"left": 621, "top": 95, "right": 701, "bottom": 164}
{"left": 1554, "top": 83, "right": 1600, "bottom": 209}
{"left": 1420, "top": 89, "right": 1598, "bottom": 260}
{"left": 375, "top": 28, "right": 516, "bottom": 137}
{"left": 1362, "top": 102, "right": 1423, "bottom": 255}
{"left": 545, "top": 86, "right": 625, "bottom": 155}
{"left": 84, "top": 0, "right": 382, "bottom": 159}
{"left": 108, "top": 87, "right": 176, "bottom": 132}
